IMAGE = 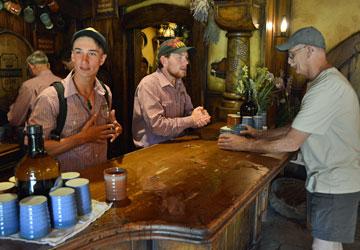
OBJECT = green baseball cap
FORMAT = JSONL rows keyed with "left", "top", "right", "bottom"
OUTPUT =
{"left": 276, "top": 26, "right": 326, "bottom": 51}
{"left": 157, "top": 38, "right": 195, "bottom": 60}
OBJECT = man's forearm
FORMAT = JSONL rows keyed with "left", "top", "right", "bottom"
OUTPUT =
{"left": 246, "top": 136, "right": 300, "bottom": 153}
{"left": 247, "top": 126, "right": 307, "bottom": 153}
{"left": 45, "top": 132, "right": 88, "bottom": 157}
{"left": 256, "top": 124, "right": 291, "bottom": 140}
{"left": 149, "top": 115, "right": 194, "bottom": 137}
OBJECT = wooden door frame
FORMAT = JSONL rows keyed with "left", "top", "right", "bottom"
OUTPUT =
{"left": 121, "top": 3, "right": 208, "bottom": 152}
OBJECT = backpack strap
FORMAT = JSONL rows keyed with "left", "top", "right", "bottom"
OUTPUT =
{"left": 49, "top": 80, "right": 109, "bottom": 141}
{"left": 50, "top": 82, "right": 67, "bottom": 141}
{"left": 99, "top": 80, "right": 109, "bottom": 106}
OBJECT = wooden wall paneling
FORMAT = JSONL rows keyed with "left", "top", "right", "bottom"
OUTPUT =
{"left": 57, "top": 0, "right": 92, "bottom": 19}
{"left": 263, "top": 0, "right": 291, "bottom": 128}
{"left": 122, "top": 4, "right": 193, "bottom": 29}
{"left": 123, "top": 29, "right": 137, "bottom": 152}
{"left": 264, "top": 0, "right": 291, "bottom": 76}
{"left": 118, "top": 0, "right": 146, "bottom": 6}
{"left": 154, "top": 240, "right": 209, "bottom": 250}
{"left": 0, "top": 11, "right": 33, "bottom": 46}
{"left": 264, "top": 0, "right": 275, "bottom": 72}
{"left": 205, "top": 91, "right": 223, "bottom": 123}
{"left": 0, "top": 11, "right": 34, "bottom": 123}
{"left": 133, "top": 29, "right": 144, "bottom": 91}
{"left": 190, "top": 21, "right": 208, "bottom": 107}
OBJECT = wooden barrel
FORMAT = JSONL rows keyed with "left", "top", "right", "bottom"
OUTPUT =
{"left": 0, "top": 29, "right": 33, "bottom": 116}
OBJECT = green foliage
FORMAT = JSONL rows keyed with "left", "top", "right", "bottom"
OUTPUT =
{"left": 234, "top": 65, "right": 250, "bottom": 95}
{"left": 234, "top": 65, "right": 275, "bottom": 112}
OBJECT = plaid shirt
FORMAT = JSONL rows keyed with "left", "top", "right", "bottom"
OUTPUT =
{"left": 7, "top": 70, "right": 61, "bottom": 126}
{"left": 132, "top": 69, "right": 195, "bottom": 148}
{"left": 29, "top": 72, "right": 112, "bottom": 171}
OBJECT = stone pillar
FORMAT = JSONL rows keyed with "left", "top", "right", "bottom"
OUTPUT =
{"left": 214, "top": 0, "right": 260, "bottom": 120}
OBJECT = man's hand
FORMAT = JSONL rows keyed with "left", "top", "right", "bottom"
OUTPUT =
{"left": 81, "top": 113, "right": 115, "bottom": 143}
{"left": 191, "top": 106, "right": 211, "bottom": 128}
{"left": 109, "top": 109, "right": 122, "bottom": 142}
{"left": 218, "top": 133, "right": 252, "bottom": 151}
{"left": 239, "top": 124, "right": 260, "bottom": 138}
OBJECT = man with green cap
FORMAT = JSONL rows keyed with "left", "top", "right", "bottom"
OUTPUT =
{"left": 132, "top": 38, "right": 211, "bottom": 148}
{"left": 218, "top": 26, "right": 360, "bottom": 250}
{"left": 29, "top": 27, "right": 122, "bottom": 171}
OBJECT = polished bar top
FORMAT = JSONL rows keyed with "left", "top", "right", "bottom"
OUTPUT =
{"left": 0, "top": 125, "right": 292, "bottom": 249}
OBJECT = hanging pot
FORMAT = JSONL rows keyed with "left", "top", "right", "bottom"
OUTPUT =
{"left": 23, "top": 6, "right": 35, "bottom": 23}
{"left": 40, "top": 12, "right": 54, "bottom": 30}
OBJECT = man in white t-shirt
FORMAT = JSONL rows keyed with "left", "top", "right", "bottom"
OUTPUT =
{"left": 218, "top": 26, "right": 360, "bottom": 250}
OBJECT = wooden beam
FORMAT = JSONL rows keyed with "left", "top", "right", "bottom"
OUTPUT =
{"left": 123, "top": 4, "right": 193, "bottom": 29}
{"left": 118, "top": 0, "right": 145, "bottom": 6}
{"left": 57, "top": 0, "right": 93, "bottom": 19}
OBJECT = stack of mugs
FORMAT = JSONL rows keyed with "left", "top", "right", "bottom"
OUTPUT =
{"left": 220, "top": 113, "right": 267, "bottom": 136}
{"left": 0, "top": 193, "right": 18, "bottom": 236}
{"left": 19, "top": 196, "right": 51, "bottom": 239}
{"left": 49, "top": 188, "right": 77, "bottom": 229}
{"left": 0, "top": 173, "right": 92, "bottom": 240}
{"left": 65, "top": 178, "right": 92, "bottom": 216}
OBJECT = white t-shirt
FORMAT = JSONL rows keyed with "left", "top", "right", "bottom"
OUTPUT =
{"left": 292, "top": 67, "right": 360, "bottom": 194}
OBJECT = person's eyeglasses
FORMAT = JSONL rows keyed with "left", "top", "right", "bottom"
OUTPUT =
{"left": 288, "top": 46, "right": 306, "bottom": 61}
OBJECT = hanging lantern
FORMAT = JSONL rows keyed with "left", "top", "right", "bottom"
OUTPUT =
{"left": 4, "top": 1, "right": 22, "bottom": 15}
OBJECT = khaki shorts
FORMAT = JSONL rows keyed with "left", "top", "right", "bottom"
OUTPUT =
{"left": 307, "top": 191, "right": 360, "bottom": 243}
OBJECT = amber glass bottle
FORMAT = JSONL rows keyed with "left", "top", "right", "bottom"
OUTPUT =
{"left": 240, "top": 89, "right": 258, "bottom": 116}
{"left": 15, "top": 125, "right": 62, "bottom": 200}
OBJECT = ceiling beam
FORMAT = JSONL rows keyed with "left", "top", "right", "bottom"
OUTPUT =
{"left": 57, "top": 0, "right": 93, "bottom": 19}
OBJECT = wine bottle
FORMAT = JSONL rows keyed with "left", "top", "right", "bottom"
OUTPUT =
{"left": 240, "top": 89, "right": 258, "bottom": 116}
{"left": 15, "top": 125, "right": 62, "bottom": 200}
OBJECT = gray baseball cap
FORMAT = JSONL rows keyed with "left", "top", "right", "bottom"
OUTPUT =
{"left": 276, "top": 26, "right": 326, "bottom": 51}
{"left": 72, "top": 27, "right": 108, "bottom": 54}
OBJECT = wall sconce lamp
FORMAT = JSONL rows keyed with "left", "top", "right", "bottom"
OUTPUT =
{"left": 280, "top": 16, "right": 288, "bottom": 34}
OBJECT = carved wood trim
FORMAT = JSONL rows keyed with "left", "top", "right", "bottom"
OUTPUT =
{"left": 327, "top": 31, "right": 360, "bottom": 100}
{"left": 118, "top": 0, "right": 146, "bottom": 6}
{"left": 327, "top": 31, "right": 360, "bottom": 69}
{"left": 122, "top": 4, "right": 193, "bottom": 29}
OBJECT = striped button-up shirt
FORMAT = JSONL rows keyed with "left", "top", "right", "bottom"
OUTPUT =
{"left": 132, "top": 69, "right": 195, "bottom": 148}
{"left": 29, "top": 72, "right": 112, "bottom": 171}
{"left": 7, "top": 69, "right": 61, "bottom": 126}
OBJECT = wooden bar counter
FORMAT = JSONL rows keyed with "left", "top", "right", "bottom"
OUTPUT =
{"left": 1, "top": 126, "right": 293, "bottom": 250}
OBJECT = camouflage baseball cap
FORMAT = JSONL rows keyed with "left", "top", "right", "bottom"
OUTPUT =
{"left": 276, "top": 26, "right": 326, "bottom": 51}
{"left": 157, "top": 38, "right": 195, "bottom": 59}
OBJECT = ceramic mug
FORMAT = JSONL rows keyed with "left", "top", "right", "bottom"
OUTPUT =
{"left": 104, "top": 167, "right": 127, "bottom": 201}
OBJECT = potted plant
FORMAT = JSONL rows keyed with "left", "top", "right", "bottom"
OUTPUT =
{"left": 234, "top": 65, "right": 275, "bottom": 114}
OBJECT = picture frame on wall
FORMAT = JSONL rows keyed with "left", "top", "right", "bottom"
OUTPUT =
{"left": 33, "top": 32, "right": 56, "bottom": 54}
{"left": 93, "top": 0, "right": 119, "bottom": 19}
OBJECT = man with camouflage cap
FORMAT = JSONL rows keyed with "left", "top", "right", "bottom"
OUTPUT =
{"left": 132, "top": 38, "right": 211, "bottom": 148}
{"left": 218, "top": 26, "right": 360, "bottom": 250}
